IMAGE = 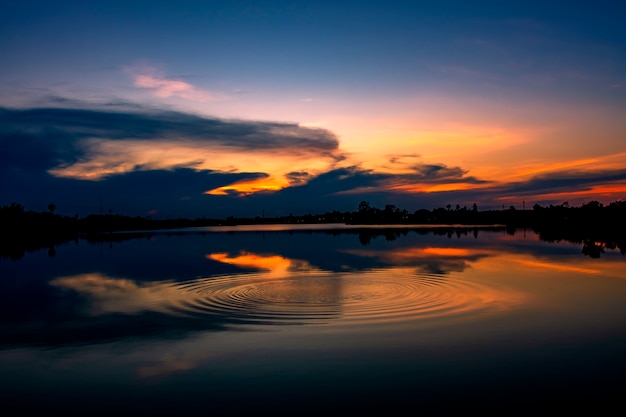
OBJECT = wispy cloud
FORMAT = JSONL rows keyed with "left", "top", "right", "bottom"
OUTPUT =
{"left": 124, "top": 65, "right": 220, "bottom": 102}
{"left": 488, "top": 168, "right": 626, "bottom": 206}
{"left": 496, "top": 169, "right": 626, "bottom": 196}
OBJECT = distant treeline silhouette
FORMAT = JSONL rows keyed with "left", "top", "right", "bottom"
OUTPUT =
{"left": 1, "top": 199, "right": 625, "bottom": 259}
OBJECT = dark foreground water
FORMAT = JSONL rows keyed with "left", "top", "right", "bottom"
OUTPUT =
{"left": 1, "top": 224, "right": 625, "bottom": 414}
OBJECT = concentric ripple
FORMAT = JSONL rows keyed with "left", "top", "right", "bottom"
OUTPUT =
{"left": 160, "top": 269, "right": 507, "bottom": 327}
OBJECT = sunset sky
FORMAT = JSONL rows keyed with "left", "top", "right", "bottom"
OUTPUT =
{"left": 2, "top": 0, "right": 625, "bottom": 219}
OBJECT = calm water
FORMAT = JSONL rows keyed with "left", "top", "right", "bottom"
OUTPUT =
{"left": 1, "top": 225, "right": 625, "bottom": 414}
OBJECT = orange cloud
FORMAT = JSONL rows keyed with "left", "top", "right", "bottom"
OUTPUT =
{"left": 513, "top": 158, "right": 601, "bottom": 180}
{"left": 40, "top": 106, "right": 344, "bottom": 196}
{"left": 389, "top": 182, "right": 483, "bottom": 193}
{"left": 48, "top": 137, "right": 338, "bottom": 184}
{"left": 206, "top": 176, "right": 288, "bottom": 195}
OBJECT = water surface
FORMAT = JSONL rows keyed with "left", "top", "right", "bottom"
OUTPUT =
{"left": 1, "top": 225, "right": 625, "bottom": 414}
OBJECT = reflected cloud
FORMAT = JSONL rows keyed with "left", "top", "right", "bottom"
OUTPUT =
{"left": 207, "top": 251, "right": 314, "bottom": 277}
{"left": 421, "top": 247, "right": 474, "bottom": 256}
{"left": 50, "top": 273, "right": 181, "bottom": 315}
{"left": 344, "top": 246, "right": 491, "bottom": 275}
{"left": 5, "top": 229, "right": 598, "bottom": 350}
{"left": 200, "top": 248, "right": 529, "bottom": 328}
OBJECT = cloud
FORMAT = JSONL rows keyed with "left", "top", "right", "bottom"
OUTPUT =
{"left": 484, "top": 168, "right": 626, "bottom": 206}
{"left": 125, "top": 66, "right": 219, "bottom": 102}
{"left": 0, "top": 104, "right": 343, "bottom": 182}
{"left": 319, "top": 162, "right": 488, "bottom": 196}
{"left": 0, "top": 103, "right": 350, "bottom": 216}
{"left": 233, "top": 165, "right": 492, "bottom": 217}
{"left": 285, "top": 171, "right": 312, "bottom": 185}
{"left": 3, "top": 102, "right": 625, "bottom": 219}
{"left": 494, "top": 169, "right": 626, "bottom": 196}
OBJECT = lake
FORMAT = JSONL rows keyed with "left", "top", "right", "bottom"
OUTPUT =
{"left": 1, "top": 224, "right": 625, "bottom": 414}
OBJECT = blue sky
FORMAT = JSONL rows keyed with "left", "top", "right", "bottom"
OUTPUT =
{"left": 1, "top": 1, "right": 626, "bottom": 218}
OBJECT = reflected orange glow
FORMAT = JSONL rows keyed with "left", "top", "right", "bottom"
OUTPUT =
{"left": 207, "top": 252, "right": 293, "bottom": 271}
{"left": 516, "top": 260, "right": 600, "bottom": 274}
{"left": 339, "top": 266, "right": 530, "bottom": 319}
{"left": 204, "top": 248, "right": 530, "bottom": 323}
{"left": 207, "top": 252, "right": 315, "bottom": 278}
{"left": 392, "top": 247, "right": 477, "bottom": 258}
{"left": 346, "top": 246, "right": 485, "bottom": 263}
{"left": 421, "top": 247, "right": 473, "bottom": 256}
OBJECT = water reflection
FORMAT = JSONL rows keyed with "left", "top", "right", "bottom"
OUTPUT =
{"left": 1, "top": 226, "right": 625, "bottom": 413}
{"left": 2, "top": 226, "right": 623, "bottom": 350}
{"left": 42, "top": 246, "right": 526, "bottom": 332}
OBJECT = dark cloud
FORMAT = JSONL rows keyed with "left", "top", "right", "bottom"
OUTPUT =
{"left": 410, "top": 164, "right": 465, "bottom": 180}
{"left": 1, "top": 165, "right": 266, "bottom": 218}
{"left": 235, "top": 165, "right": 491, "bottom": 216}
{"left": 202, "top": 167, "right": 381, "bottom": 217}
{"left": 285, "top": 171, "right": 312, "bottom": 185}
{"left": 404, "top": 163, "right": 487, "bottom": 184}
{"left": 0, "top": 104, "right": 340, "bottom": 162}
{"left": 493, "top": 169, "right": 626, "bottom": 196}
{"left": 0, "top": 103, "right": 345, "bottom": 217}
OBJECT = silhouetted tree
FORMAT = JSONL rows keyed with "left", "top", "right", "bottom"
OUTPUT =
{"left": 582, "top": 240, "right": 604, "bottom": 258}
{"left": 358, "top": 200, "right": 371, "bottom": 213}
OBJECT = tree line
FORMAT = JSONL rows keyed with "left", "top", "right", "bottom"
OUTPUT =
{"left": 1, "top": 199, "right": 625, "bottom": 259}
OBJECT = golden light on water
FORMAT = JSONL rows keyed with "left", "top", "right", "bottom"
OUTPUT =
{"left": 207, "top": 252, "right": 297, "bottom": 276}
{"left": 516, "top": 260, "right": 600, "bottom": 275}
{"left": 47, "top": 246, "right": 540, "bottom": 328}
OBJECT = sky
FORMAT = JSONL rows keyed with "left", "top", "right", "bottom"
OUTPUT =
{"left": 1, "top": 0, "right": 626, "bottom": 219}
